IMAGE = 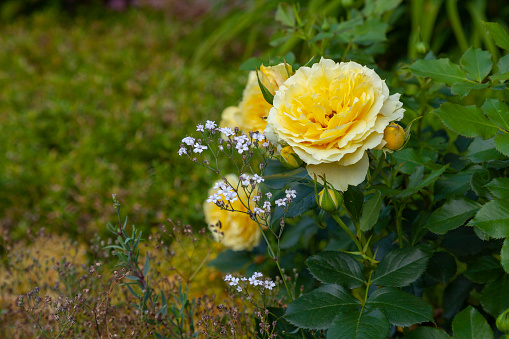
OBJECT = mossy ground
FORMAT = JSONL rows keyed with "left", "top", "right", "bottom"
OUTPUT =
{"left": 0, "top": 8, "right": 250, "bottom": 240}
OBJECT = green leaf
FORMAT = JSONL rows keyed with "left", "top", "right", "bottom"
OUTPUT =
{"left": 275, "top": 3, "right": 295, "bottom": 27}
{"left": 466, "top": 137, "right": 504, "bottom": 163}
{"left": 470, "top": 199, "right": 509, "bottom": 238}
{"left": 481, "top": 274, "right": 509, "bottom": 316}
{"left": 452, "top": 306, "right": 493, "bottom": 339}
{"left": 239, "top": 57, "right": 263, "bottom": 71}
{"left": 366, "top": 287, "right": 434, "bottom": 326}
{"left": 360, "top": 191, "right": 382, "bottom": 231}
{"left": 484, "top": 22, "right": 509, "bottom": 52}
{"left": 482, "top": 99, "right": 509, "bottom": 131}
{"left": 352, "top": 18, "right": 388, "bottom": 45}
{"left": 284, "top": 284, "right": 361, "bottom": 330}
{"left": 372, "top": 247, "right": 431, "bottom": 287}
{"left": 397, "top": 165, "right": 448, "bottom": 198}
{"left": 451, "top": 82, "right": 489, "bottom": 98}
{"left": 495, "top": 133, "right": 509, "bottom": 157}
{"left": 263, "top": 167, "right": 308, "bottom": 189}
{"left": 143, "top": 253, "right": 150, "bottom": 278}
{"left": 404, "top": 327, "right": 451, "bottom": 339}
{"left": 486, "top": 178, "right": 509, "bottom": 199}
{"left": 433, "top": 103, "right": 498, "bottom": 139}
{"left": 327, "top": 308, "right": 390, "bottom": 339}
{"left": 498, "top": 54, "right": 509, "bottom": 73}
{"left": 464, "top": 256, "right": 504, "bottom": 283}
{"left": 435, "top": 166, "right": 485, "bottom": 201}
{"left": 306, "top": 251, "right": 366, "bottom": 288}
{"left": 426, "top": 251, "right": 457, "bottom": 284}
{"left": 426, "top": 197, "right": 481, "bottom": 235}
{"left": 410, "top": 58, "right": 468, "bottom": 86}
{"left": 393, "top": 149, "right": 431, "bottom": 175}
{"left": 501, "top": 238, "right": 509, "bottom": 274}
{"left": 460, "top": 47, "right": 493, "bottom": 82}
{"left": 344, "top": 185, "right": 364, "bottom": 224}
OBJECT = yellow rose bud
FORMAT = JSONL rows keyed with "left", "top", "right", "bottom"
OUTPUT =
{"left": 318, "top": 186, "right": 343, "bottom": 213}
{"left": 383, "top": 124, "right": 405, "bottom": 150}
{"left": 497, "top": 308, "right": 509, "bottom": 334}
{"left": 279, "top": 145, "right": 303, "bottom": 169}
{"left": 259, "top": 64, "right": 292, "bottom": 96}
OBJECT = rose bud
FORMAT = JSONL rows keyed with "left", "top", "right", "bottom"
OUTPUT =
{"left": 383, "top": 124, "right": 405, "bottom": 150}
{"left": 279, "top": 145, "right": 303, "bottom": 169}
{"left": 318, "top": 186, "right": 343, "bottom": 214}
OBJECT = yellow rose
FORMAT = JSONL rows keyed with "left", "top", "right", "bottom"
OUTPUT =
{"left": 203, "top": 174, "right": 262, "bottom": 251}
{"left": 220, "top": 64, "right": 291, "bottom": 133}
{"left": 265, "top": 58, "right": 404, "bottom": 191}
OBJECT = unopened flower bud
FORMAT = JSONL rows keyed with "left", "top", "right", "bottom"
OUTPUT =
{"left": 259, "top": 64, "right": 293, "bottom": 96}
{"left": 318, "top": 186, "right": 343, "bottom": 213}
{"left": 497, "top": 308, "right": 509, "bottom": 334}
{"left": 279, "top": 146, "right": 303, "bottom": 169}
{"left": 383, "top": 124, "right": 405, "bottom": 150}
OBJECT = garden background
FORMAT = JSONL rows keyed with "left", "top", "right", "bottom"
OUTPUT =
{"left": 2, "top": 0, "right": 509, "bottom": 338}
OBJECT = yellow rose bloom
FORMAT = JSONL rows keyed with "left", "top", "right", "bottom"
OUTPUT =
{"left": 203, "top": 174, "right": 262, "bottom": 251}
{"left": 265, "top": 58, "right": 404, "bottom": 191}
{"left": 220, "top": 64, "right": 291, "bottom": 133}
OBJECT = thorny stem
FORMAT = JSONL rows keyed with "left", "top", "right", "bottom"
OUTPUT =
{"left": 331, "top": 214, "right": 363, "bottom": 254}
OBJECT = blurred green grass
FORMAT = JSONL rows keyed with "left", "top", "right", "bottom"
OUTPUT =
{"left": 0, "top": 8, "right": 259, "bottom": 240}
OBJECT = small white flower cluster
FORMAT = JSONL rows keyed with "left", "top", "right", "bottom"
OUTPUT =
{"left": 206, "top": 181, "right": 238, "bottom": 204}
{"left": 252, "top": 191, "right": 275, "bottom": 215}
{"left": 178, "top": 121, "right": 271, "bottom": 157}
{"left": 275, "top": 189, "right": 297, "bottom": 207}
{"left": 224, "top": 272, "right": 276, "bottom": 292}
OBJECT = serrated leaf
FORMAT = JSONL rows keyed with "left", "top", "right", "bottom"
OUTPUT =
{"left": 344, "top": 185, "right": 364, "bottom": 223}
{"left": 284, "top": 284, "right": 361, "bottom": 330}
{"left": 275, "top": 3, "right": 295, "bottom": 27}
{"left": 410, "top": 58, "right": 468, "bottom": 86}
{"left": 327, "top": 308, "right": 389, "bottom": 339}
{"left": 464, "top": 256, "right": 503, "bottom": 284}
{"left": 393, "top": 149, "right": 431, "bottom": 175}
{"left": 486, "top": 178, "right": 509, "bottom": 198}
{"left": 397, "top": 165, "right": 448, "bottom": 198}
{"left": 360, "top": 191, "right": 382, "bottom": 231}
{"left": 481, "top": 274, "right": 509, "bottom": 316}
{"left": 426, "top": 197, "right": 481, "bottom": 234}
{"left": 404, "top": 327, "right": 451, "bottom": 339}
{"left": 366, "top": 287, "right": 434, "bottom": 326}
{"left": 451, "top": 82, "right": 489, "bottom": 98}
{"left": 452, "top": 306, "right": 493, "bottom": 339}
{"left": 494, "top": 133, "right": 509, "bottom": 157}
{"left": 482, "top": 98, "right": 509, "bottom": 131}
{"left": 433, "top": 103, "right": 498, "bottom": 139}
{"left": 484, "top": 22, "right": 509, "bottom": 52}
{"left": 352, "top": 18, "right": 388, "bottom": 45}
{"left": 501, "top": 238, "right": 509, "bottom": 274}
{"left": 306, "top": 251, "right": 365, "bottom": 288}
{"left": 460, "top": 47, "right": 493, "bottom": 82}
{"left": 498, "top": 54, "right": 509, "bottom": 73}
{"left": 466, "top": 137, "right": 504, "bottom": 163}
{"left": 470, "top": 199, "right": 509, "bottom": 238}
{"left": 372, "top": 247, "right": 431, "bottom": 287}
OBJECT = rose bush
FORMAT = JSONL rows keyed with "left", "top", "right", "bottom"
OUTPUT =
{"left": 265, "top": 58, "right": 404, "bottom": 191}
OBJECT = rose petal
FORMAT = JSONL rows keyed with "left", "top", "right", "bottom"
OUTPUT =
{"left": 306, "top": 152, "right": 369, "bottom": 191}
